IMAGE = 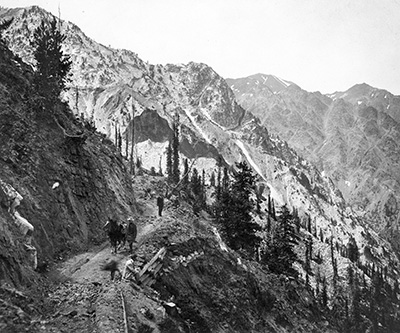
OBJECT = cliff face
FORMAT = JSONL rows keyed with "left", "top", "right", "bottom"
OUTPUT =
{"left": 0, "top": 38, "right": 136, "bottom": 286}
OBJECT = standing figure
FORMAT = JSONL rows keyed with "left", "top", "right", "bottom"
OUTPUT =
{"left": 125, "top": 217, "right": 137, "bottom": 253}
{"left": 157, "top": 195, "right": 164, "bottom": 217}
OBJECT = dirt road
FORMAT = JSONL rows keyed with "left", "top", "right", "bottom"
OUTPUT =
{"left": 38, "top": 178, "right": 168, "bottom": 333}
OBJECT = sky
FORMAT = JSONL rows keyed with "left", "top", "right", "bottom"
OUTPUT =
{"left": 2, "top": 0, "right": 400, "bottom": 94}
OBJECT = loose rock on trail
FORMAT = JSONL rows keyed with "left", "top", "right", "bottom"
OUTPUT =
{"left": 36, "top": 175, "right": 179, "bottom": 333}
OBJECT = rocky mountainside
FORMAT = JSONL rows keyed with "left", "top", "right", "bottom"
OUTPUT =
{"left": 1, "top": 5, "right": 400, "bottom": 332}
{"left": 1, "top": 5, "right": 399, "bottom": 278}
{"left": 227, "top": 76, "right": 400, "bottom": 250}
{"left": 0, "top": 27, "right": 136, "bottom": 286}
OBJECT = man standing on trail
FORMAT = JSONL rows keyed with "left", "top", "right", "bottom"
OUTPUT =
{"left": 157, "top": 194, "right": 164, "bottom": 217}
{"left": 123, "top": 254, "right": 139, "bottom": 281}
{"left": 126, "top": 217, "right": 137, "bottom": 253}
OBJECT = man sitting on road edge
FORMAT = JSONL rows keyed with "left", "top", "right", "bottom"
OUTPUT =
{"left": 123, "top": 254, "right": 140, "bottom": 282}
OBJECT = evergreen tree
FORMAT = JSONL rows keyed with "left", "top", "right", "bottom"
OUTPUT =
{"left": 305, "top": 235, "right": 313, "bottom": 285}
{"left": 210, "top": 171, "right": 216, "bottom": 187}
{"left": 347, "top": 236, "right": 359, "bottom": 263}
{"left": 118, "top": 127, "right": 122, "bottom": 151}
{"left": 267, "top": 195, "right": 272, "bottom": 216}
{"left": 307, "top": 215, "right": 312, "bottom": 233}
{"left": 201, "top": 169, "right": 207, "bottom": 208}
{"left": 219, "top": 161, "right": 261, "bottom": 257}
{"left": 271, "top": 199, "right": 276, "bottom": 220}
{"left": 330, "top": 236, "right": 338, "bottom": 289}
{"left": 266, "top": 215, "right": 271, "bottom": 233}
{"left": 125, "top": 114, "right": 130, "bottom": 158}
{"left": 190, "top": 168, "right": 202, "bottom": 215}
{"left": 182, "top": 158, "right": 189, "bottom": 190}
{"left": 305, "top": 251, "right": 310, "bottom": 288}
{"left": 190, "top": 168, "right": 201, "bottom": 195}
{"left": 262, "top": 205, "right": 299, "bottom": 277}
{"left": 130, "top": 103, "right": 135, "bottom": 174}
{"left": 31, "top": 19, "right": 71, "bottom": 105}
{"left": 349, "top": 271, "right": 363, "bottom": 332}
{"left": 166, "top": 142, "right": 173, "bottom": 182}
{"left": 0, "top": 18, "right": 13, "bottom": 44}
{"left": 321, "top": 276, "right": 328, "bottom": 307}
{"left": 172, "top": 113, "right": 180, "bottom": 184}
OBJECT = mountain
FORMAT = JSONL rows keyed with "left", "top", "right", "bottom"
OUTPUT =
{"left": 1, "top": 4, "right": 399, "bottom": 275}
{"left": 227, "top": 76, "right": 400, "bottom": 251}
{"left": 1, "top": 5, "right": 400, "bottom": 331}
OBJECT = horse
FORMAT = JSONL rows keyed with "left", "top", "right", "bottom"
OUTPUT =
{"left": 104, "top": 218, "right": 125, "bottom": 254}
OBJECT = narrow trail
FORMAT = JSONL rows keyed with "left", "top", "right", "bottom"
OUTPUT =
{"left": 38, "top": 182, "right": 171, "bottom": 333}
{"left": 53, "top": 194, "right": 163, "bottom": 284}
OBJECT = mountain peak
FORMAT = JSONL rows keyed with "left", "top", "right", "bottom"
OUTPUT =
{"left": 226, "top": 73, "right": 294, "bottom": 95}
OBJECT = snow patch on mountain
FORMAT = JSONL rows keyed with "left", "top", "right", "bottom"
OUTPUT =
{"left": 273, "top": 75, "right": 290, "bottom": 87}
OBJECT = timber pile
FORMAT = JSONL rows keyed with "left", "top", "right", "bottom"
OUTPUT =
{"left": 137, "top": 247, "right": 166, "bottom": 287}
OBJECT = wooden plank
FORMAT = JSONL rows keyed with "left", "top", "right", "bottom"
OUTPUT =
{"left": 150, "top": 262, "right": 163, "bottom": 275}
{"left": 138, "top": 247, "right": 166, "bottom": 278}
{"left": 141, "top": 274, "right": 153, "bottom": 286}
{"left": 145, "top": 278, "right": 156, "bottom": 287}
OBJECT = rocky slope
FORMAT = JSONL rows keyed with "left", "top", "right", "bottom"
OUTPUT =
{"left": 1, "top": 5, "right": 399, "bottom": 278}
{"left": 0, "top": 32, "right": 136, "bottom": 288}
{"left": 1, "top": 5, "right": 400, "bottom": 331}
{"left": 227, "top": 75, "right": 400, "bottom": 250}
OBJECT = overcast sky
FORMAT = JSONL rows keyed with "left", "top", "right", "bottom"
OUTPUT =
{"left": 2, "top": 0, "right": 400, "bottom": 94}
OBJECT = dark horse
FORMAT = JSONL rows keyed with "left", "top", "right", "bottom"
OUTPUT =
{"left": 104, "top": 218, "right": 125, "bottom": 254}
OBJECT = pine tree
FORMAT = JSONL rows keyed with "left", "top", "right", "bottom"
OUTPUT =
{"left": 190, "top": 168, "right": 201, "bottom": 196}
{"left": 158, "top": 156, "right": 163, "bottom": 176}
{"left": 305, "top": 235, "right": 313, "bottom": 285}
{"left": 330, "top": 236, "right": 338, "bottom": 289}
{"left": 219, "top": 161, "right": 261, "bottom": 257}
{"left": 262, "top": 205, "right": 299, "bottom": 277}
{"left": 307, "top": 215, "right": 312, "bottom": 233}
{"left": 182, "top": 158, "right": 189, "bottom": 190}
{"left": 130, "top": 103, "right": 135, "bottom": 174}
{"left": 266, "top": 215, "right": 271, "bottom": 233}
{"left": 0, "top": 18, "right": 13, "bottom": 44}
{"left": 267, "top": 195, "right": 272, "bottom": 216}
{"left": 321, "top": 276, "right": 328, "bottom": 307}
{"left": 305, "top": 248, "right": 310, "bottom": 288}
{"left": 172, "top": 113, "right": 180, "bottom": 184}
{"left": 118, "top": 127, "right": 122, "bottom": 151}
{"left": 271, "top": 199, "right": 276, "bottom": 220}
{"left": 210, "top": 171, "right": 216, "bottom": 187}
{"left": 190, "top": 168, "right": 202, "bottom": 215}
{"left": 125, "top": 114, "right": 130, "bottom": 158}
{"left": 201, "top": 169, "right": 206, "bottom": 208}
{"left": 347, "top": 236, "right": 359, "bottom": 263}
{"left": 315, "top": 267, "right": 321, "bottom": 297}
{"left": 349, "top": 271, "right": 363, "bottom": 331}
{"left": 166, "top": 142, "right": 173, "bottom": 182}
{"left": 31, "top": 19, "right": 71, "bottom": 105}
